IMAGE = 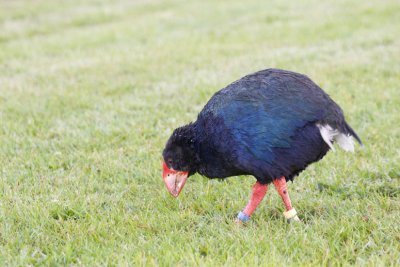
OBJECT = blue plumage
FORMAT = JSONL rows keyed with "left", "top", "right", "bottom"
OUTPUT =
{"left": 163, "top": 68, "right": 362, "bottom": 184}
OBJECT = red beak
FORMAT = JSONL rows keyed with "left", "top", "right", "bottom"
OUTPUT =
{"left": 162, "top": 160, "right": 189, "bottom": 197}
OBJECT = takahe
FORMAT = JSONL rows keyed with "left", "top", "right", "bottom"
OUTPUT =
{"left": 162, "top": 68, "right": 362, "bottom": 223}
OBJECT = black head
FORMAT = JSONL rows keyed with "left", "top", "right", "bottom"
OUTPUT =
{"left": 162, "top": 124, "right": 198, "bottom": 174}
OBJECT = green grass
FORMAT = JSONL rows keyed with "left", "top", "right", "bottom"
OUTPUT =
{"left": 1, "top": 0, "right": 399, "bottom": 265}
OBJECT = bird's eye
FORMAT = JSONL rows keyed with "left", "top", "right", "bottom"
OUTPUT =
{"left": 167, "top": 158, "right": 173, "bottom": 165}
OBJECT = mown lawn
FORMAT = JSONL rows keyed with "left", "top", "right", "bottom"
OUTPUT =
{"left": 0, "top": 0, "right": 399, "bottom": 266}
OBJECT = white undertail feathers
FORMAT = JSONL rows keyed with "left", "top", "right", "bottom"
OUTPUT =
{"left": 316, "top": 124, "right": 355, "bottom": 152}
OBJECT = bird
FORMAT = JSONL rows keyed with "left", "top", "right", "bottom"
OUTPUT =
{"left": 162, "top": 68, "right": 362, "bottom": 223}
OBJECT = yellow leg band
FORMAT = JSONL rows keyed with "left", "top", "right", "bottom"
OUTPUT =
{"left": 283, "top": 208, "right": 300, "bottom": 222}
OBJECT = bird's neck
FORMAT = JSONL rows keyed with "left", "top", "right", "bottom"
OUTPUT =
{"left": 192, "top": 127, "right": 202, "bottom": 174}
{"left": 179, "top": 122, "right": 202, "bottom": 176}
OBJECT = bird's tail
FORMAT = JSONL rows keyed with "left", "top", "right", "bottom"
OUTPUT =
{"left": 317, "top": 122, "right": 363, "bottom": 152}
{"left": 343, "top": 121, "right": 363, "bottom": 146}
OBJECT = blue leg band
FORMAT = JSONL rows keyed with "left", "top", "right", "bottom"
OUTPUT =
{"left": 237, "top": 211, "right": 250, "bottom": 222}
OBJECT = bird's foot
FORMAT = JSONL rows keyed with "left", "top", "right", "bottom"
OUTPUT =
{"left": 284, "top": 208, "right": 301, "bottom": 224}
{"left": 235, "top": 211, "right": 250, "bottom": 224}
{"left": 234, "top": 218, "right": 244, "bottom": 225}
{"left": 286, "top": 216, "right": 301, "bottom": 224}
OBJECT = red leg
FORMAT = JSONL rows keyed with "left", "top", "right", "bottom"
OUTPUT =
{"left": 237, "top": 181, "right": 268, "bottom": 223}
{"left": 273, "top": 176, "right": 293, "bottom": 211}
{"left": 273, "top": 176, "right": 300, "bottom": 222}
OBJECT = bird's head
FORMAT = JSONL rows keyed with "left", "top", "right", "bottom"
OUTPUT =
{"left": 162, "top": 124, "right": 197, "bottom": 197}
